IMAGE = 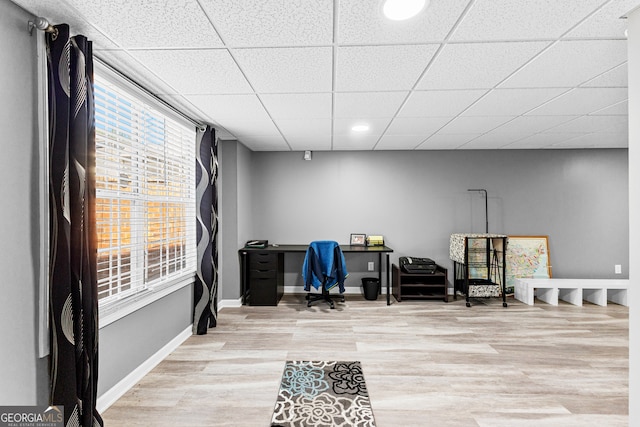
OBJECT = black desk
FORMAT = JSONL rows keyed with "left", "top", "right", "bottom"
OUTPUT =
{"left": 239, "top": 245, "right": 394, "bottom": 306}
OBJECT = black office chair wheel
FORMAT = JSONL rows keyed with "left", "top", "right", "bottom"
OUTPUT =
{"left": 503, "top": 302, "right": 508, "bottom": 307}
{"left": 466, "top": 302, "right": 471, "bottom": 307}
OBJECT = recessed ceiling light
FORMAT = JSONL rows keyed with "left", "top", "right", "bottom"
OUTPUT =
{"left": 383, "top": 0, "right": 427, "bottom": 21}
{"left": 352, "top": 124, "right": 370, "bottom": 132}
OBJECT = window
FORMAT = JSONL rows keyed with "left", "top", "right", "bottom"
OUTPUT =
{"left": 93, "top": 63, "right": 196, "bottom": 309}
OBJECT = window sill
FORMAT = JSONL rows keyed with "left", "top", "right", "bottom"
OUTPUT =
{"left": 99, "top": 273, "right": 195, "bottom": 329}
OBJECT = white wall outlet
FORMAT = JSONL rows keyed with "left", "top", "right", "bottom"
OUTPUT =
{"left": 615, "top": 264, "right": 622, "bottom": 274}
{"left": 367, "top": 262, "right": 375, "bottom": 271}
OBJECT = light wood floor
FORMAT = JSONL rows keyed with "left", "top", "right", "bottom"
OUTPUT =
{"left": 102, "top": 294, "right": 629, "bottom": 426}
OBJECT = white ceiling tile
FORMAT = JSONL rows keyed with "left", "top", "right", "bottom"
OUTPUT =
{"left": 451, "top": 0, "right": 605, "bottom": 41}
{"left": 184, "top": 94, "right": 270, "bottom": 122}
{"left": 399, "top": 90, "right": 487, "bottom": 117}
{"left": 417, "top": 42, "right": 548, "bottom": 90}
{"left": 275, "top": 118, "right": 331, "bottom": 137}
{"left": 65, "top": 0, "right": 223, "bottom": 48}
{"left": 287, "top": 135, "right": 332, "bottom": 151}
{"left": 333, "top": 134, "right": 380, "bottom": 150}
{"left": 218, "top": 118, "right": 281, "bottom": 137}
{"left": 581, "top": 63, "right": 628, "bottom": 88}
{"left": 502, "top": 133, "right": 578, "bottom": 149}
{"left": 438, "top": 116, "right": 515, "bottom": 134}
{"left": 417, "top": 134, "right": 481, "bottom": 149}
{"left": 500, "top": 40, "right": 627, "bottom": 88}
{"left": 591, "top": 100, "right": 628, "bottom": 115}
{"left": 129, "top": 49, "right": 252, "bottom": 95}
{"left": 233, "top": 47, "right": 332, "bottom": 93}
{"left": 550, "top": 133, "right": 628, "bottom": 148}
{"left": 462, "top": 88, "right": 569, "bottom": 116}
{"left": 334, "top": 92, "right": 408, "bottom": 118}
{"left": 260, "top": 93, "right": 331, "bottom": 119}
{"left": 238, "top": 135, "right": 290, "bottom": 151}
{"left": 338, "top": 0, "right": 470, "bottom": 44}
{"left": 200, "top": 0, "right": 333, "bottom": 47}
{"left": 527, "top": 87, "right": 628, "bottom": 115}
{"left": 375, "top": 135, "right": 428, "bottom": 150}
{"left": 385, "top": 117, "right": 451, "bottom": 135}
{"left": 333, "top": 118, "right": 393, "bottom": 135}
{"left": 11, "top": 0, "right": 120, "bottom": 49}
{"left": 336, "top": 45, "right": 439, "bottom": 91}
{"left": 461, "top": 133, "right": 528, "bottom": 149}
{"left": 96, "top": 50, "right": 179, "bottom": 95}
{"left": 565, "top": 0, "right": 638, "bottom": 38}
{"left": 545, "top": 115, "right": 628, "bottom": 133}
{"left": 492, "top": 115, "right": 579, "bottom": 133}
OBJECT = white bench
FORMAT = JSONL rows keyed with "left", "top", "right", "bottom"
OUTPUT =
{"left": 515, "top": 278, "right": 628, "bottom": 307}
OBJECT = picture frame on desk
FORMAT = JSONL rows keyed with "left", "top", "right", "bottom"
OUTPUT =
{"left": 350, "top": 233, "right": 366, "bottom": 246}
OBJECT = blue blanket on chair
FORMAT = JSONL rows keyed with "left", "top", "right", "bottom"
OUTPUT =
{"left": 302, "top": 241, "right": 348, "bottom": 292}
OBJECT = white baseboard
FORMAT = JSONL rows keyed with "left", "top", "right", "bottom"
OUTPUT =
{"left": 218, "top": 297, "right": 242, "bottom": 309}
{"left": 96, "top": 325, "right": 192, "bottom": 413}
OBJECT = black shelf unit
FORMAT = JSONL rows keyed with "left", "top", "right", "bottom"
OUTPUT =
{"left": 392, "top": 264, "right": 448, "bottom": 302}
{"left": 450, "top": 234, "right": 508, "bottom": 308}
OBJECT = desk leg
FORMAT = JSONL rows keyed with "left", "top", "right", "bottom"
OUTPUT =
{"left": 240, "top": 251, "right": 247, "bottom": 305}
{"left": 378, "top": 253, "right": 382, "bottom": 295}
{"left": 386, "top": 253, "right": 390, "bottom": 306}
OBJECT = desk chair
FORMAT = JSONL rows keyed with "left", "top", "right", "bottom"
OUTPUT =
{"left": 302, "top": 240, "right": 348, "bottom": 309}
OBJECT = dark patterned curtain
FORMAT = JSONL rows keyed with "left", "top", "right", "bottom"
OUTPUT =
{"left": 193, "top": 126, "right": 218, "bottom": 334}
{"left": 47, "top": 24, "right": 103, "bottom": 427}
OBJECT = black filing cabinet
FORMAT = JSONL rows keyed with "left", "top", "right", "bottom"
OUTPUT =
{"left": 246, "top": 251, "right": 284, "bottom": 306}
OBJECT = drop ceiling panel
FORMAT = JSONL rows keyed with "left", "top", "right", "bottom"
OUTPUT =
{"left": 417, "top": 133, "right": 481, "bottom": 150}
{"left": 592, "top": 100, "right": 628, "bottom": 115}
{"left": 199, "top": 0, "right": 333, "bottom": 47}
{"left": 375, "top": 135, "right": 428, "bottom": 150}
{"left": 275, "top": 118, "right": 331, "bottom": 137}
{"left": 546, "top": 115, "right": 628, "bottom": 133}
{"left": 550, "top": 132, "right": 628, "bottom": 148}
{"left": 218, "top": 118, "right": 281, "bottom": 137}
{"left": 337, "top": 0, "right": 470, "bottom": 44}
{"left": 416, "top": 42, "right": 548, "bottom": 90}
{"left": 461, "top": 133, "right": 528, "bottom": 149}
{"left": 129, "top": 49, "right": 252, "bottom": 95}
{"left": 503, "top": 133, "right": 578, "bottom": 149}
{"left": 462, "top": 88, "right": 568, "bottom": 116}
{"left": 65, "top": 0, "right": 223, "bottom": 49}
{"left": 260, "top": 93, "right": 332, "bottom": 119}
{"left": 398, "top": 90, "right": 487, "bottom": 117}
{"left": 581, "top": 63, "right": 628, "bottom": 88}
{"left": 184, "top": 94, "right": 270, "bottom": 121}
{"left": 527, "top": 87, "right": 628, "bottom": 115}
{"left": 492, "top": 115, "right": 578, "bottom": 133}
{"left": 333, "top": 118, "right": 393, "bottom": 135}
{"left": 565, "top": 0, "right": 638, "bottom": 38}
{"left": 240, "top": 135, "right": 290, "bottom": 151}
{"left": 336, "top": 45, "right": 439, "bottom": 92}
{"left": 332, "top": 134, "right": 380, "bottom": 150}
{"left": 11, "top": 0, "right": 119, "bottom": 49}
{"left": 233, "top": 47, "right": 332, "bottom": 93}
{"left": 287, "top": 135, "right": 332, "bottom": 151}
{"left": 385, "top": 117, "right": 451, "bottom": 135}
{"left": 451, "top": 0, "right": 606, "bottom": 41}
{"left": 334, "top": 92, "right": 408, "bottom": 119}
{"left": 438, "top": 116, "right": 515, "bottom": 134}
{"left": 500, "top": 40, "right": 627, "bottom": 88}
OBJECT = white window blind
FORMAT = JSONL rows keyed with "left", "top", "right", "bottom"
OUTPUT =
{"left": 93, "top": 66, "right": 196, "bottom": 307}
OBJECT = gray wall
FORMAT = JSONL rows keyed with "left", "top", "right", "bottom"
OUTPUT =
{"left": 0, "top": 1, "right": 48, "bottom": 405}
{"left": 97, "top": 285, "right": 193, "bottom": 396}
{"left": 218, "top": 149, "right": 628, "bottom": 295}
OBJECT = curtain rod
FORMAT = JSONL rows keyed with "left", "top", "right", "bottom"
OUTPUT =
{"left": 94, "top": 55, "right": 207, "bottom": 131}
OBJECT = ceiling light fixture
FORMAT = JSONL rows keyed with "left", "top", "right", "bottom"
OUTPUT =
{"left": 351, "top": 124, "right": 370, "bottom": 132}
{"left": 382, "top": 0, "right": 427, "bottom": 21}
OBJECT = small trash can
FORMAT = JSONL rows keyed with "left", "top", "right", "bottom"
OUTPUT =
{"left": 362, "top": 277, "right": 379, "bottom": 301}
